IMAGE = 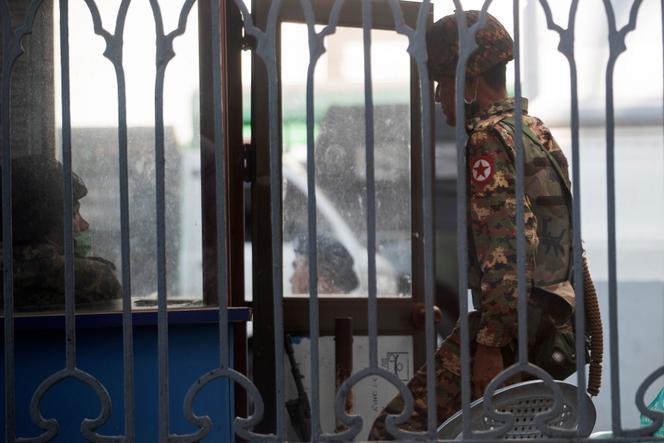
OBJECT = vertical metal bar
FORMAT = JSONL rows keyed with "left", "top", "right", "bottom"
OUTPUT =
{"left": 304, "top": 15, "right": 321, "bottom": 442}
{"left": 512, "top": 0, "right": 528, "bottom": 366}
{"left": 211, "top": 0, "right": 230, "bottom": 370}
{"left": 334, "top": 317, "right": 353, "bottom": 430}
{"left": 297, "top": 4, "right": 344, "bottom": 437}
{"left": 1, "top": 8, "right": 16, "bottom": 441}
{"left": 603, "top": 2, "right": 644, "bottom": 433}
{"left": 263, "top": 3, "right": 285, "bottom": 434}
{"left": 82, "top": 1, "right": 135, "bottom": 437}
{"left": 268, "top": 60, "right": 286, "bottom": 438}
{"left": 451, "top": 4, "right": 494, "bottom": 437}
{"left": 297, "top": 1, "right": 323, "bottom": 435}
{"left": 602, "top": 1, "right": 643, "bottom": 433}
{"left": 414, "top": 2, "right": 437, "bottom": 436}
{"left": 565, "top": 2, "right": 588, "bottom": 432}
{"left": 452, "top": 5, "right": 472, "bottom": 437}
{"left": 605, "top": 48, "right": 622, "bottom": 436}
{"left": 149, "top": 2, "right": 199, "bottom": 439}
{"left": 112, "top": 1, "right": 135, "bottom": 437}
{"left": 59, "top": 0, "right": 76, "bottom": 372}
{"left": 116, "top": 73, "right": 136, "bottom": 443}
{"left": 361, "top": 0, "right": 378, "bottom": 370}
{"left": 155, "top": 94, "right": 170, "bottom": 441}
{"left": 537, "top": 0, "right": 586, "bottom": 429}
{"left": 150, "top": 1, "right": 170, "bottom": 438}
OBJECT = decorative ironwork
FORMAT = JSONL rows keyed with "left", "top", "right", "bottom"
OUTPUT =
{"left": 1, "top": 0, "right": 663, "bottom": 441}
{"left": 601, "top": 1, "right": 664, "bottom": 437}
{"left": 233, "top": 0, "right": 284, "bottom": 439}
{"left": 81, "top": 1, "right": 135, "bottom": 440}
{"left": 1, "top": 1, "right": 47, "bottom": 440}
{"left": 297, "top": 0, "right": 344, "bottom": 439}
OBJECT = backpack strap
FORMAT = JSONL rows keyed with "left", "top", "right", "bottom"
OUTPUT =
{"left": 498, "top": 116, "right": 572, "bottom": 199}
{"left": 496, "top": 115, "right": 575, "bottom": 285}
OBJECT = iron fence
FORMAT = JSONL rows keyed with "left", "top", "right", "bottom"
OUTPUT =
{"left": 1, "top": 0, "right": 663, "bottom": 441}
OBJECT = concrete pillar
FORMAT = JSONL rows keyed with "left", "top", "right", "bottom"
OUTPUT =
{"left": 2, "top": 0, "right": 55, "bottom": 157}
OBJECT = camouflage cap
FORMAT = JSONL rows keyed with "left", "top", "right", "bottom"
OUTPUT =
{"left": 426, "top": 10, "right": 513, "bottom": 79}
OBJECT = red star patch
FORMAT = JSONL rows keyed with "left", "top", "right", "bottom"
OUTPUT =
{"left": 470, "top": 155, "right": 494, "bottom": 184}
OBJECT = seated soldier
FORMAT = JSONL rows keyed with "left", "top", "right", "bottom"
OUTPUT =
{"left": 1, "top": 154, "right": 121, "bottom": 311}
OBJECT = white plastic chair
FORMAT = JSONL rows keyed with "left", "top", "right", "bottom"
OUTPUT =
{"left": 437, "top": 380, "right": 596, "bottom": 439}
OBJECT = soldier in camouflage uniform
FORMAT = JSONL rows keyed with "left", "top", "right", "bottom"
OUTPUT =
{"left": 369, "top": 11, "right": 578, "bottom": 439}
{"left": 1, "top": 154, "right": 121, "bottom": 311}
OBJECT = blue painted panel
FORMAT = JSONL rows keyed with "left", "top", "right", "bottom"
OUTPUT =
{"left": 0, "top": 315, "right": 241, "bottom": 442}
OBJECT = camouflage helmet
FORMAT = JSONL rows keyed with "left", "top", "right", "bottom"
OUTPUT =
{"left": 9, "top": 154, "right": 88, "bottom": 246}
{"left": 426, "top": 10, "right": 513, "bottom": 79}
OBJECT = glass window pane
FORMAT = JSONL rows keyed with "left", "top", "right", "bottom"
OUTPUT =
{"left": 6, "top": 0, "right": 203, "bottom": 313}
{"left": 280, "top": 23, "right": 412, "bottom": 298}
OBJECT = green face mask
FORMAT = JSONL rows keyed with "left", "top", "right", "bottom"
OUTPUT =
{"left": 74, "top": 230, "right": 92, "bottom": 257}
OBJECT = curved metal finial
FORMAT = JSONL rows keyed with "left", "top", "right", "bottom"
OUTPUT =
{"left": 538, "top": 0, "right": 579, "bottom": 60}
{"left": 82, "top": 0, "right": 131, "bottom": 64}
{"left": 168, "top": 368, "right": 276, "bottom": 442}
{"left": 232, "top": 0, "right": 282, "bottom": 67}
{"left": 386, "top": 0, "right": 432, "bottom": 63}
{"left": 314, "top": 367, "right": 418, "bottom": 441}
{"left": 622, "top": 366, "right": 664, "bottom": 437}
{"left": 1, "top": 0, "right": 48, "bottom": 67}
{"left": 148, "top": 0, "right": 197, "bottom": 70}
{"left": 451, "top": 0, "right": 496, "bottom": 68}
{"left": 603, "top": 0, "right": 644, "bottom": 59}
{"left": 298, "top": 0, "right": 345, "bottom": 62}
{"left": 17, "top": 368, "right": 122, "bottom": 443}
{"left": 474, "top": 362, "right": 575, "bottom": 439}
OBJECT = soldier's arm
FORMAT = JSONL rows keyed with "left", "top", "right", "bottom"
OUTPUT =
{"left": 467, "top": 128, "right": 538, "bottom": 348}
{"left": 73, "top": 256, "right": 122, "bottom": 302}
{"left": 48, "top": 253, "right": 122, "bottom": 302}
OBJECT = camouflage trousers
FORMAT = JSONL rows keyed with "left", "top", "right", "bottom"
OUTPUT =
{"left": 368, "top": 299, "right": 573, "bottom": 440}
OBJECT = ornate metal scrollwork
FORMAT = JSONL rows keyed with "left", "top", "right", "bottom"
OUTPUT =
{"left": 19, "top": 368, "right": 121, "bottom": 443}
{"left": 169, "top": 368, "right": 273, "bottom": 442}
{"left": 322, "top": 367, "right": 419, "bottom": 441}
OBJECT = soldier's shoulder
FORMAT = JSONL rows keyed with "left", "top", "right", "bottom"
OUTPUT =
{"left": 16, "top": 241, "right": 60, "bottom": 260}
{"left": 75, "top": 256, "right": 122, "bottom": 301}
{"left": 468, "top": 123, "right": 512, "bottom": 158}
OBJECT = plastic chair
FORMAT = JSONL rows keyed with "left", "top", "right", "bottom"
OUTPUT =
{"left": 437, "top": 380, "right": 596, "bottom": 439}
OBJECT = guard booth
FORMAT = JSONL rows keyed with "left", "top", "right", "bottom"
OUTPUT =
{"left": 0, "top": 0, "right": 663, "bottom": 441}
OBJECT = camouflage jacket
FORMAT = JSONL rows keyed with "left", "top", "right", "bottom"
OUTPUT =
{"left": 466, "top": 97, "right": 574, "bottom": 347}
{"left": 1, "top": 241, "right": 122, "bottom": 311}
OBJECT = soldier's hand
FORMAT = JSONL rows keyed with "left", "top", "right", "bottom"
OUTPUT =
{"left": 472, "top": 344, "right": 504, "bottom": 399}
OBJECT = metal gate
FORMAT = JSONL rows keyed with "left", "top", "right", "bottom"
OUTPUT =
{"left": 1, "top": 0, "right": 663, "bottom": 441}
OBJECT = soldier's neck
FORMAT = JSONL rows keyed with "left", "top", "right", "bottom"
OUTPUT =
{"left": 475, "top": 81, "right": 508, "bottom": 116}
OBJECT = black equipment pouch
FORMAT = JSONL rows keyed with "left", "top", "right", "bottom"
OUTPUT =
{"left": 528, "top": 289, "right": 588, "bottom": 380}
{"left": 533, "top": 320, "right": 579, "bottom": 380}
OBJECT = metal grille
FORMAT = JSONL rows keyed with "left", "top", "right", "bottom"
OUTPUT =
{"left": 1, "top": 0, "right": 663, "bottom": 441}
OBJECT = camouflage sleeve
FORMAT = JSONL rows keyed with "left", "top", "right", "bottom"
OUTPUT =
{"left": 467, "top": 128, "right": 538, "bottom": 348}
{"left": 530, "top": 117, "right": 572, "bottom": 185}
{"left": 74, "top": 256, "right": 123, "bottom": 303}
